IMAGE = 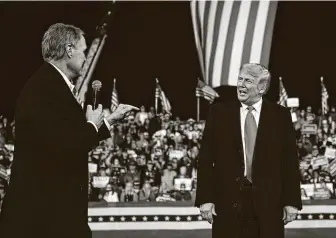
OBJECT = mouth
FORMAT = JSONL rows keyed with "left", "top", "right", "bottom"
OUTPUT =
{"left": 238, "top": 88, "right": 247, "bottom": 96}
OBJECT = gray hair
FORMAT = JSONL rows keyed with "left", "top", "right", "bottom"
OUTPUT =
{"left": 41, "top": 23, "right": 84, "bottom": 62}
{"left": 240, "top": 63, "right": 271, "bottom": 95}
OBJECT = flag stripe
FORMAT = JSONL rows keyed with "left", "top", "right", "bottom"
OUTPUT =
{"left": 241, "top": 1, "right": 259, "bottom": 66}
{"left": 197, "top": 1, "right": 205, "bottom": 47}
{"left": 204, "top": 1, "right": 218, "bottom": 85}
{"left": 191, "top": 1, "right": 205, "bottom": 79}
{"left": 249, "top": 0, "right": 270, "bottom": 63}
{"left": 208, "top": 1, "right": 225, "bottom": 87}
{"left": 220, "top": 1, "right": 241, "bottom": 86}
{"left": 212, "top": 1, "right": 234, "bottom": 88}
{"left": 191, "top": 0, "right": 278, "bottom": 87}
{"left": 228, "top": 1, "right": 252, "bottom": 86}
{"left": 260, "top": 1, "right": 278, "bottom": 66}
{"left": 202, "top": 1, "right": 211, "bottom": 53}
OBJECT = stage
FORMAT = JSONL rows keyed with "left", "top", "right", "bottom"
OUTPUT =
{"left": 88, "top": 200, "right": 336, "bottom": 238}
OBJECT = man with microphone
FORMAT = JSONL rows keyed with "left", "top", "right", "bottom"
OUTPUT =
{"left": 0, "top": 23, "right": 137, "bottom": 238}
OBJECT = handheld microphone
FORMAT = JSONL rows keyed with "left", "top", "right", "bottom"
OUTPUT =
{"left": 92, "top": 80, "right": 102, "bottom": 110}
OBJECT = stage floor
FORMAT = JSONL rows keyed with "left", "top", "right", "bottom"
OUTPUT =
{"left": 93, "top": 229, "right": 336, "bottom": 238}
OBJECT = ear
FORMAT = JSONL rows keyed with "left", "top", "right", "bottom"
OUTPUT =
{"left": 65, "top": 44, "right": 73, "bottom": 58}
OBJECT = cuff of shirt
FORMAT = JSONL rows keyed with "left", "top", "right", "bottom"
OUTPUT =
{"left": 104, "top": 118, "right": 111, "bottom": 131}
{"left": 87, "top": 121, "right": 98, "bottom": 132}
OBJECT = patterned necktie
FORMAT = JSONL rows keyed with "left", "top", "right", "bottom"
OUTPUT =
{"left": 72, "top": 86, "right": 77, "bottom": 97}
{"left": 244, "top": 106, "right": 257, "bottom": 183}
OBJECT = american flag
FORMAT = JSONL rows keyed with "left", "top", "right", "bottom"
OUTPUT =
{"left": 196, "top": 79, "right": 219, "bottom": 103}
{"left": 155, "top": 78, "right": 171, "bottom": 113}
{"left": 190, "top": 0, "right": 278, "bottom": 87}
{"left": 0, "top": 164, "right": 8, "bottom": 181}
{"left": 277, "top": 77, "right": 288, "bottom": 107}
{"left": 321, "top": 77, "right": 329, "bottom": 115}
{"left": 111, "top": 78, "right": 119, "bottom": 112}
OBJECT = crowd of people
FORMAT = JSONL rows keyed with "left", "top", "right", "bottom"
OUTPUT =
{"left": 1, "top": 104, "right": 336, "bottom": 205}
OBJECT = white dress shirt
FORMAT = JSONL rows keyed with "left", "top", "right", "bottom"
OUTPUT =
{"left": 240, "top": 98, "right": 263, "bottom": 176}
{"left": 49, "top": 62, "right": 111, "bottom": 132}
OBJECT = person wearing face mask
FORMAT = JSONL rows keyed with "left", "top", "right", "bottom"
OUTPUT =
{"left": 196, "top": 63, "right": 302, "bottom": 238}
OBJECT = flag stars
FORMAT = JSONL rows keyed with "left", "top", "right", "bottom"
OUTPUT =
{"left": 198, "top": 215, "right": 203, "bottom": 221}
{"left": 319, "top": 214, "right": 324, "bottom": 219}
{"left": 308, "top": 215, "right": 313, "bottom": 220}
{"left": 154, "top": 216, "right": 159, "bottom": 221}
{"left": 98, "top": 217, "right": 103, "bottom": 222}
{"left": 109, "top": 217, "right": 114, "bottom": 222}
{"left": 165, "top": 216, "right": 170, "bottom": 221}
{"left": 132, "top": 216, "right": 137, "bottom": 222}
{"left": 187, "top": 216, "right": 192, "bottom": 221}
{"left": 175, "top": 216, "right": 181, "bottom": 221}
{"left": 120, "top": 216, "right": 126, "bottom": 222}
{"left": 330, "top": 214, "right": 334, "bottom": 219}
{"left": 88, "top": 217, "right": 92, "bottom": 222}
{"left": 142, "top": 216, "right": 148, "bottom": 221}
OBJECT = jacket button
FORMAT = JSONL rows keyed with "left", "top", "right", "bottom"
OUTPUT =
{"left": 236, "top": 177, "right": 240, "bottom": 182}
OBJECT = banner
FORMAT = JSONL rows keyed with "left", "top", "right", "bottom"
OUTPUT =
{"left": 325, "top": 148, "right": 336, "bottom": 159}
{"left": 92, "top": 176, "right": 110, "bottom": 188}
{"left": 286, "top": 98, "right": 299, "bottom": 108}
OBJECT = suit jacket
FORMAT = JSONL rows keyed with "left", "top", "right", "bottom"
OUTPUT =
{"left": 0, "top": 63, "right": 110, "bottom": 238}
{"left": 195, "top": 99, "right": 302, "bottom": 238}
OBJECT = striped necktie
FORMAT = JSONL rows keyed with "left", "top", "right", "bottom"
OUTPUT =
{"left": 244, "top": 106, "right": 257, "bottom": 183}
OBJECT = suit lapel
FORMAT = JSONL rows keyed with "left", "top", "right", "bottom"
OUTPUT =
{"left": 254, "top": 99, "right": 273, "bottom": 161}
{"left": 232, "top": 100, "right": 244, "bottom": 159}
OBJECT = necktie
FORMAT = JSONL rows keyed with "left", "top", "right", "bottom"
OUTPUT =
{"left": 72, "top": 86, "right": 77, "bottom": 97}
{"left": 244, "top": 106, "right": 257, "bottom": 183}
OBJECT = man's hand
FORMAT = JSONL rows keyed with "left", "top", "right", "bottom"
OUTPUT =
{"left": 86, "top": 104, "right": 104, "bottom": 130}
{"left": 105, "top": 104, "right": 139, "bottom": 125}
{"left": 283, "top": 206, "right": 298, "bottom": 225}
{"left": 200, "top": 203, "right": 217, "bottom": 224}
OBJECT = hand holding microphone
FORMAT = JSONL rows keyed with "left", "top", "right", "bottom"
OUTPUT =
{"left": 92, "top": 80, "right": 102, "bottom": 110}
{"left": 86, "top": 104, "right": 104, "bottom": 130}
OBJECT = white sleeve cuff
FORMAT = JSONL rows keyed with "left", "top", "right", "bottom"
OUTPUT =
{"left": 87, "top": 121, "right": 98, "bottom": 132}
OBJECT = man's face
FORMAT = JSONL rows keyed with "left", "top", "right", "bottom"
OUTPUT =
{"left": 68, "top": 35, "right": 87, "bottom": 77}
{"left": 237, "top": 68, "right": 264, "bottom": 105}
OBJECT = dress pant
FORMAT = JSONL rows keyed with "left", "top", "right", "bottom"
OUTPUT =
{"left": 237, "top": 177, "right": 260, "bottom": 238}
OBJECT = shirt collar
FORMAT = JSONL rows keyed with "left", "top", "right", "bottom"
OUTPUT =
{"left": 241, "top": 98, "right": 263, "bottom": 113}
{"left": 49, "top": 62, "right": 75, "bottom": 92}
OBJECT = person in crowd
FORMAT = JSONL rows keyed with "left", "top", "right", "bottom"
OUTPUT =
{"left": 122, "top": 160, "right": 141, "bottom": 186}
{"left": 161, "top": 161, "right": 177, "bottom": 192}
{"left": 0, "top": 23, "right": 137, "bottom": 238}
{"left": 139, "top": 180, "right": 157, "bottom": 201}
{"left": 120, "top": 181, "right": 139, "bottom": 202}
{"left": 196, "top": 63, "right": 302, "bottom": 238}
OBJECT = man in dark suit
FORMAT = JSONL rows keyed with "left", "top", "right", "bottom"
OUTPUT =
{"left": 195, "top": 63, "right": 302, "bottom": 238}
{"left": 0, "top": 23, "right": 136, "bottom": 238}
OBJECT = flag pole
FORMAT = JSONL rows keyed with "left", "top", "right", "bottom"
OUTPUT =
{"left": 197, "top": 95, "right": 200, "bottom": 122}
{"left": 155, "top": 78, "right": 158, "bottom": 115}
{"left": 321, "top": 76, "right": 324, "bottom": 115}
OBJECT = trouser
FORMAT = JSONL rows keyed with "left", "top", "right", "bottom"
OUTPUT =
{"left": 237, "top": 177, "right": 260, "bottom": 238}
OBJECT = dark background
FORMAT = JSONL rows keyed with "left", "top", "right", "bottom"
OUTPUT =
{"left": 0, "top": 1, "right": 334, "bottom": 120}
